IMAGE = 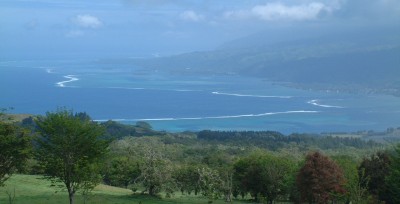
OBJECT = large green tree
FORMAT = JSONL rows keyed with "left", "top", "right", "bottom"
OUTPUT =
{"left": 174, "top": 164, "right": 200, "bottom": 195}
{"left": 197, "top": 166, "right": 223, "bottom": 202}
{"left": 386, "top": 145, "right": 400, "bottom": 204}
{"left": 135, "top": 145, "right": 175, "bottom": 196}
{"left": 35, "top": 110, "right": 109, "bottom": 204}
{"left": 358, "top": 151, "right": 391, "bottom": 202}
{"left": 334, "top": 155, "right": 370, "bottom": 203}
{"left": 116, "top": 137, "right": 176, "bottom": 196}
{"left": 234, "top": 151, "right": 295, "bottom": 203}
{"left": 297, "top": 151, "right": 346, "bottom": 204}
{"left": 103, "top": 156, "right": 140, "bottom": 188}
{"left": 202, "top": 150, "right": 235, "bottom": 202}
{"left": 0, "top": 117, "right": 31, "bottom": 186}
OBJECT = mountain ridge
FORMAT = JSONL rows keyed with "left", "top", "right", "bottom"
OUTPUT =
{"left": 129, "top": 28, "right": 400, "bottom": 95}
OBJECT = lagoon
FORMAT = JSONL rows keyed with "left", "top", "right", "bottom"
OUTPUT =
{"left": 1, "top": 59, "right": 399, "bottom": 133}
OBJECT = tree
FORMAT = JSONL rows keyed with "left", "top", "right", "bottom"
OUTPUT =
{"left": 297, "top": 151, "right": 346, "bottom": 204}
{"left": 137, "top": 147, "right": 175, "bottom": 196}
{"left": 358, "top": 151, "right": 391, "bottom": 202}
{"left": 102, "top": 156, "right": 140, "bottom": 188}
{"left": 35, "top": 110, "right": 109, "bottom": 204}
{"left": 334, "top": 155, "right": 370, "bottom": 203}
{"left": 106, "top": 136, "right": 176, "bottom": 196}
{"left": 386, "top": 145, "right": 400, "bottom": 204}
{"left": 136, "top": 121, "right": 152, "bottom": 130}
{"left": 234, "top": 151, "right": 295, "bottom": 203}
{"left": 174, "top": 164, "right": 200, "bottom": 195}
{"left": 127, "top": 138, "right": 176, "bottom": 197}
{"left": 198, "top": 166, "right": 223, "bottom": 202}
{"left": 0, "top": 119, "right": 31, "bottom": 186}
{"left": 202, "top": 150, "right": 235, "bottom": 202}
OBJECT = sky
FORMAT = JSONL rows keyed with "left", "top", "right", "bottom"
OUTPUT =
{"left": 0, "top": 0, "right": 399, "bottom": 59}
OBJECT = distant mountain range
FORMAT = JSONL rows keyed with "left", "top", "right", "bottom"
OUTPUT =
{"left": 131, "top": 27, "right": 400, "bottom": 95}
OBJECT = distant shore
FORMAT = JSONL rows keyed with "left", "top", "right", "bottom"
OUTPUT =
{"left": 274, "top": 81, "right": 400, "bottom": 97}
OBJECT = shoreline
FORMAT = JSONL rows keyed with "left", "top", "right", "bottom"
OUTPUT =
{"left": 272, "top": 81, "right": 400, "bottom": 98}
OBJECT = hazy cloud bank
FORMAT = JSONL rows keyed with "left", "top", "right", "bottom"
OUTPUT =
{"left": 224, "top": 2, "right": 338, "bottom": 21}
{"left": 73, "top": 14, "right": 103, "bottom": 28}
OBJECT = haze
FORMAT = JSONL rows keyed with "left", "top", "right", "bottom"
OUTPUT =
{"left": 1, "top": 0, "right": 399, "bottom": 60}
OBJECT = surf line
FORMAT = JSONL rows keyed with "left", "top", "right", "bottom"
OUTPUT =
{"left": 46, "top": 68, "right": 54, "bottom": 73}
{"left": 104, "top": 86, "right": 200, "bottom": 92}
{"left": 307, "top": 99, "right": 344, "bottom": 108}
{"left": 94, "top": 110, "right": 320, "bottom": 122}
{"left": 56, "top": 75, "right": 79, "bottom": 87}
{"left": 212, "top": 91, "right": 292, "bottom": 99}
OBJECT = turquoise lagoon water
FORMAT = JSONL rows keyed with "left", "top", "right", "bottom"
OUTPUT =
{"left": 1, "top": 59, "right": 399, "bottom": 133}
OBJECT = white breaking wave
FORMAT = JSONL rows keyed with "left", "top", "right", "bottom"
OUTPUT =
{"left": 46, "top": 68, "right": 54, "bottom": 74}
{"left": 212, "top": 91, "right": 292, "bottom": 99}
{"left": 106, "top": 86, "right": 146, "bottom": 90}
{"left": 307, "top": 99, "right": 344, "bottom": 108}
{"left": 94, "top": 110, "right": 319, "bottom": 122}
{"left": 56, "top": 75, "right": 79, "bottom": 87}
{"left": 104, "top": 86, "right": 201, "bottom": 92}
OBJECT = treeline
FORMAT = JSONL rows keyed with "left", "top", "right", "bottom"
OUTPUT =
{"left": 1, "top": 110, "right": 400, "bottom": 204}
{"left": 198, "top": 130, "right": 380, "bottom": 150}
{"left": 19, "top": 114, "right": 165, "bottom": 139}
{"left": 102, "top": 135, "right": 400, "bottom": 204}
{"left": 16, "top": 114, "right": 390, "bottom": 151}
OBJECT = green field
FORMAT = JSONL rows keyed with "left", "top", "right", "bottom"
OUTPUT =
{"left": 0, "top": 174, "right": 250, "bottom": 204}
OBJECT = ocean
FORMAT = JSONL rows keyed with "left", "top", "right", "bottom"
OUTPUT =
{"left": 1, "top": 59, "right": 399, "bottom": 133}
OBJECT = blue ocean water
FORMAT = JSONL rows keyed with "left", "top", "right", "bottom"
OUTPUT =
{"left": 1, "top": 59, "right": 399, "bottom": 133}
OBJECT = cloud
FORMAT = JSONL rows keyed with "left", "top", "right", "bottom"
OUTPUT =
{"left": 65, "top": 30, "right": 84, "bottom": 38}
{"left": 225, "top": 2, "right": 337, "bottom": 21}
{"left": 180, "top": 10, "right": 205, "bottom": 22}
{"left": 73, "top": 14, "right": 103, "bottom": 28}
{"left": 338, "top": 0, "right": 400, "bottom": 20}
{"left": 121, "top": 0, "right": 202, "bottom": 7}
{"left": 24, "top": 20, "right": 38, "bottom": 30}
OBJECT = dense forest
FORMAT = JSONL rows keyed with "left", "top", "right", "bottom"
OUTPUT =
{"left": 1, "top": 110, "right": 400, "bottom": 204}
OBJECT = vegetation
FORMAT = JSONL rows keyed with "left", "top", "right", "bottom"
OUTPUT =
{"left": 296, "top": 152, "right": 345, "bottom": 203}
{"left": 234, "top": 151, "right": 296, "bottom": 203}
{"left": 358, "top": 151, "right": 392, "bottom": 203}
{"left": 1, "top": 111, "right": 400, "bottom": 203}
{"left": 333, "top": 155, "right": 370, "bottom": 203}
{"left": 35, "top": 110, "right": 109, "bottom": 204}
{"left": 1, "top": 174, "right": 242, "bottom": 204}
{"left": 101, "top": 120, "right": 164, "bottom": 139}
{"left": 387, "top": 144, "right": 400, "bottom": 203}
{"left": 198, "top": 130, "right": 381, "bottom": 150}
{"left": 0, "top": 110, "right": 31, "bottom": 186}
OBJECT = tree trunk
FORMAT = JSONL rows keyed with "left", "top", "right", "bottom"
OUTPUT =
{"left": 68, "top": 191, "right": 74, "bottom": 204}
{"left": 149, "top": 185, "right": 155, "bottom": 196}
{"left": 225, "top": 193, "right": 232, "bottom": 202}
{"left": 67, "top": 186, "right": 75, "bottom": 204}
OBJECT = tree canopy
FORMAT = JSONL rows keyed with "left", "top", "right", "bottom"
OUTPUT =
{"left": 387, "top": 144, "right": 400, "bottom": 204}
{"left": 234, "top": 151, "right": 296, "bottom": 203}
{"left": 0, "top": 119, "right": 31, "bottom": 186}
{"left": 35, "top": 110, "right": 109, "bottom": 204}
{"left": 297, "top": 151, "right": 346, "bottom": 204}
{"left": 358, "top": 151, "right": 391, "bottom": 202}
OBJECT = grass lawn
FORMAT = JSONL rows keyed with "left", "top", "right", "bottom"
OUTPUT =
{"left": 0, "top": 174, "right": 252, "bottom": 204}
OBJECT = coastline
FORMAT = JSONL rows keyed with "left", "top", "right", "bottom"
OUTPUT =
{"left": 273, "top": 81, "right": 400, "bottom": 97}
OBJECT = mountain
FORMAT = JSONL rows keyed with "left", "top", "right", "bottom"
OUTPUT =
{"left": 130, "top": 27, "right": 400, "bottom": 95}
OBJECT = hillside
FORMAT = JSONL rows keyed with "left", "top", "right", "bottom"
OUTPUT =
{"left": 130, "top": 28, "right": 400, "bottom": 96}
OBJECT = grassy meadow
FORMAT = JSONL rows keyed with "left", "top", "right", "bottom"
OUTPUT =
{"left": 0, "top": 174, "right": 251, "bottom": 204}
